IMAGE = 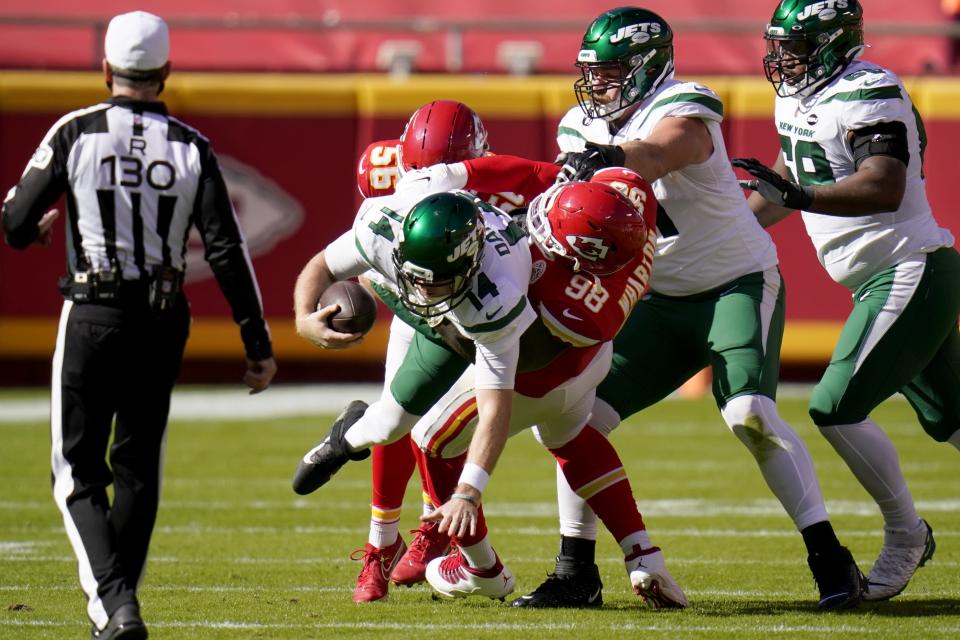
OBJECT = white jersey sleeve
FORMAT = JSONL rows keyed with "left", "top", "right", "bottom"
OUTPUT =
{"left": 323, "top": 229, "right": 369, "bottom": 281}
{"left": 778, "top": 60, "right": 954, "bottom": 289}
{"left": 557, "top": 80, "right": 778, "bottom": 297}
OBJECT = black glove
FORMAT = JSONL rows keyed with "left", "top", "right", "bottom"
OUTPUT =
{"left": 507, "top": 206, "right": 528, "bottom": 234}
{"left": 557, "top": 142, "right": 626, "bottom": 182}
{"left": 731, "top": 157, "right": 813, "bottom": 210}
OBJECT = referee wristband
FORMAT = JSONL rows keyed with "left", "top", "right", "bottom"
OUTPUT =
{"left": 458, "top": 462, "right": 490, "bottom": 493}
{"left": 451, "top": 492, "right": 480, "bottom": 506}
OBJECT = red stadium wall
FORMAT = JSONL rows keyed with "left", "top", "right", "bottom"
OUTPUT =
{"left": 0, "top": 1, "right": 954, "bottom": 75}
{"left": 1, "top": 72, "right": 958, "bottom": 381}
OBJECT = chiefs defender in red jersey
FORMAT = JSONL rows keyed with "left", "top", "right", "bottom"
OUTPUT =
{"left": 405, "top": 177, "right": 686, "bottom": 609}
{"left": 517, "top": 169, "right": 656, "bottom": 397}
{"left": 349, "top": 100, "right": 565, "bottom": 603}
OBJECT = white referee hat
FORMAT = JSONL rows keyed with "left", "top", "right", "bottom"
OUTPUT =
{"left": 104, "top": 11, "right": 169, "bottom": 71}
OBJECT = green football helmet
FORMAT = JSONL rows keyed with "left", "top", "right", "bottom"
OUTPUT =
{"left": 574, "top": 7, "right": 674, "bottom": 123}
{"left": 764, "top": 0, "right": 864, "bottom": 98}
{"left": 393, "top": 192, "right": 485, "bottom": 318}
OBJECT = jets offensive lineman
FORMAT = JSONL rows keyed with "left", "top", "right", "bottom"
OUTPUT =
{"left": 515, "top": 6, "right": 864, "bottom": 611}
{"left": 735, "top": 0, "right": 957, "bottom": 601}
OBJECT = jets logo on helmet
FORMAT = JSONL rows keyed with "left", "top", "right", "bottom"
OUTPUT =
{"left": 796, "top": 0, "right": 849, "bottom": 22}
{"left": 447, "top": 232, "right": 481, "bottom": 263}
{"left": 609, "top": 22, "right": 662, "bottom": 45}
{"left": 574, "top": 7, "right": 674, "bottom": 123}
{"left": 763, "top": 0, "right": 864, "bottom": 98}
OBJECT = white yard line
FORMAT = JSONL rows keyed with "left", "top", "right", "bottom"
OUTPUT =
{"left": 0, "top": 384, "right": 384, "bottom": 423}
{"left": 4, "top": 498, "right": 960, "bottom": 517}
{"left": 0, "top": 383, "right": 830, "bottom": 423}
{"left": 1, "top": 619, "right": 953, "bottom": 635}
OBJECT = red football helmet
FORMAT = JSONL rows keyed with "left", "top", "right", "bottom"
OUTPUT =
{"left": 398, "top": 100, "right": 489, "bottom": 173}
{"left": 527, "top": 181, "right": 651, "bottom": 276}
{"left": 589, "top": 167, "right": 658, "bottom": 231}
{"left": 356, "top": 138, "right": 401, "bottom": 198}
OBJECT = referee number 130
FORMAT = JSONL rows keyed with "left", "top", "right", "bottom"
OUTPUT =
{"left": 100, "top": 155, "right": 177, "bottom": 190}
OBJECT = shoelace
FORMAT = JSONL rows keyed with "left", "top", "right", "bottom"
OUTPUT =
{"left": 406, "top": 525, "right": 446, "bottom": 560}
{"left": 437, "top": 544, "right": 465, "bottom": 576}
{"left": 350, "top": 546, "right": 390, "bottom": 578}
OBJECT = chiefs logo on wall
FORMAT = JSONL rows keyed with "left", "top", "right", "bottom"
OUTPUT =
{"left": 184, "top": 156, "right": 303, "bottom": 282}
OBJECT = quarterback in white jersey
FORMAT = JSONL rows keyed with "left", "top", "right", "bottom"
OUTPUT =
{"left": 737, "top": 0, "right": 958, "bottom": 602}
{"left": 294, "top": 182, "right": 534, "bottom": 459}
{"left": 511, "top": 6, "right": 865, "bottom": 612}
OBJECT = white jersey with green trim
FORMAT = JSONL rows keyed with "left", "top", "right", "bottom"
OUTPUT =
{"left": 557, "top": 79, "right": 778, "bottom": 297}
{"left": 339, "top": 184, "right": 535, "bottom": 359}
{"left": 776, "top": 59, "right": 955, "bottom": 290}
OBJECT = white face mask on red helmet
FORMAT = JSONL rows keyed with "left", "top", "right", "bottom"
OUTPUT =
{"left": 526, "top": 180, "right": 651, "bottom": 276}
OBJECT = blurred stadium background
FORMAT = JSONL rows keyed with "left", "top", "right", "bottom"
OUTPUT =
{"left": 2, "top": 0, "right": 960, "bottom": 386}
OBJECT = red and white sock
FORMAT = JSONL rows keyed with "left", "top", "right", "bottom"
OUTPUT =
{"left": 411, "top": 442, "right": 437, "bottom": 517}
{"left": 368, "top": 436, "right": 417, "bottom": 548}
{"left": 549, "top": 425, "right": 646, "bottom": 542}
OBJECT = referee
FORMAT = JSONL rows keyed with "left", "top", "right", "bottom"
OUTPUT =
{"left": 1, "top": 12, "right": 276, "bottom": 639}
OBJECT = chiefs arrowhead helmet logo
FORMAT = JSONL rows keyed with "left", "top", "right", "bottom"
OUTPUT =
{"left": 566, "top": 234, "right": 610, "bottom": 262}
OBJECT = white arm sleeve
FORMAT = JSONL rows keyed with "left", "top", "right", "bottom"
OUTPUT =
{"left": 323, "top": 230, "right": 369, "bottom": 280}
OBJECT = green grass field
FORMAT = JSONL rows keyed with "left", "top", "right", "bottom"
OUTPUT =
{"left": 1, "top": 391, "right": 957, "bottom": 639}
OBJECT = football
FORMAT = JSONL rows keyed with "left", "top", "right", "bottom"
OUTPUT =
{"left": 319, "top": 280, "right": 377, "bottom": 334}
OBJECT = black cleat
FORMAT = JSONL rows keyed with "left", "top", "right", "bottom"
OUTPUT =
{"left": 807, "top": 545, "right": 866, "bottom": 611}
{"left": 510, "top": 558, "right": 603, "bottom": 608}
{"left": 292, "top": 400, "right": 371, "bottom": 495}
{"left": 91, "top": 602, "right": 148, "bottom": 640}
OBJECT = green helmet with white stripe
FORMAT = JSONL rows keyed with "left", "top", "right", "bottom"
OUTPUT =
{"left": 764, "top": 0, "right": 865, "bottom": 98}
{"left": 574, "top": 7, "right": 674, "bottom": 123}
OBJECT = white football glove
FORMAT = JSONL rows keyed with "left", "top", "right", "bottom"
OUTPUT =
{"left": 396, "top": 162, "right": 469, "bottom": 195}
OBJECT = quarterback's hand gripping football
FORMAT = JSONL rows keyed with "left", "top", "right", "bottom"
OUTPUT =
{"left": 732, "top": 157, "right": 813, "bottom": 210}
{"left": 295, "top": 304, "right": 363, "bottom": 350}
{"left": 557, "top": 142, "right": 626, "bottom": 183}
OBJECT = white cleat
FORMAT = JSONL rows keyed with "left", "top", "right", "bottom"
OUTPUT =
{"left": 625, "top": 545, "right": 688, "bottom": 609}
{"left": 425, "top": 547, "right": 515, "bottom": 600}
{"left": 865, "top": 519, "right": 935, "bottom": 601}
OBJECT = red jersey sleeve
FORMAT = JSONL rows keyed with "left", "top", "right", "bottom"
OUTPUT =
{"left": 463, "top": 155, "right": 561, "bottom": 202}
{"left": 357, "top": 139, "right": 402, "bottom": 198}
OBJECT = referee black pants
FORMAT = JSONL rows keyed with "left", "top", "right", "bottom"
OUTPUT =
{"left": 50, "top": 295, "right": 189, "bottom": 629}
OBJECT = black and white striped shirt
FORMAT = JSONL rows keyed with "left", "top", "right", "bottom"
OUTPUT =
{"left": 2, "top": 96, "right": 272, "bottom": 359}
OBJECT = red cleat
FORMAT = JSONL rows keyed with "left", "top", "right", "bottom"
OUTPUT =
{"left": 392, "top": 522, "right": 451, "bottom": 587}
{"left": 350, "top": 537, "right": 407, "bottom": 603}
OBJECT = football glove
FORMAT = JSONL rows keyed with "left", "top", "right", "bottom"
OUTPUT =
{"left": 731, "top": 157, "right": 813, "bottom": 210}
{"left": 557, "top": 143, "right": 626, "bottom": 183}
{"left": 507, "top": 206, "right": 528, "bottom": 234}
{"left": 396, "top": 163, "right": 469, "bottom": 194}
